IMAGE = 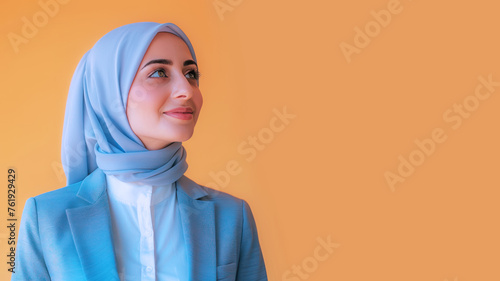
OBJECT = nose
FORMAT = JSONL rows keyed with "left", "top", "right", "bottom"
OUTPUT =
{"left": 171, "top": 71, "right": 194, "bottom": 100}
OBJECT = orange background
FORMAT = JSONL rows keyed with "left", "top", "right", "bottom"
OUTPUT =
{"left": 1, "top": 0, "right": 500, "bottom": 280}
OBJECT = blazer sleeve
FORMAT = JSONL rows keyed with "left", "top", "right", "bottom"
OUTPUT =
{"left": 236, "top": 200, "right": 268, "bottom": 281}
{"left": 11, "top": 197, "right": 51, "bottom": 281}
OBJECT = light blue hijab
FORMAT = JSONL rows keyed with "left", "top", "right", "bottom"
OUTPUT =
{"left": 61, "top": 22, "right": 198, "bottom": 186}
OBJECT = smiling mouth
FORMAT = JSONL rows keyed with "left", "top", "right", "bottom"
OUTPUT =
{"left": 163, "top": 111, "right": 193, "bottom": 120}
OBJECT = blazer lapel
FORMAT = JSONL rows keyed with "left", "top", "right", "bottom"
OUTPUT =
{"left": 66, "top": 168, "right": 120, "bottom": 281}
{"left": 65, "top": 170, "right": 216, "bottom": 281}
{"left": 176, "top": 175, "right": 216, "bottom": 281}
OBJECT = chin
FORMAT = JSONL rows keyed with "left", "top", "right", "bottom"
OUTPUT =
{"left": 168, "top": 130, "right": 195, "bottom": 143}
{"left": 179, "top": 133, "right": 195, "bottom": 142}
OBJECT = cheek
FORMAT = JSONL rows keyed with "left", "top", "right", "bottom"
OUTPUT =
{"left": 194, "top": 90, "right": 203, "bottom": 110}
{"left": 193, "top": 92, "right": 203, "bottom": 123}
{"left": 127, "top": 87, "right": 149, "bottom": 112}
{"left": 128, "top": 86, "right": 165, "bottom": 114}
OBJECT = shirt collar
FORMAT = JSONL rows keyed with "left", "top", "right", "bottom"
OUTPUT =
{"left": 105, "top": 174, "right": 174, "bottom": 206}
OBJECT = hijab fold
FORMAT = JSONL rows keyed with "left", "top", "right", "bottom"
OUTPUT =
{"left": 61, "top": 22, "right": 197, "bottom": 186}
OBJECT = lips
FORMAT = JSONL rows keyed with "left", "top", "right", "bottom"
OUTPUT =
{"left": 164, "top": 107, "right": 194, "bottom": 114}
{"left": 163, "top": 107, "right": 194, "bottom": 120}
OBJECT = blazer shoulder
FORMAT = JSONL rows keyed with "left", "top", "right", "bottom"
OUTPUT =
{"left": 180, "top": 175, "right": 248, "bottom": 208}
{"left": 28, "top": 180, "right": 85, "bottom": 212}
{"left": 198, "top": 180, "right": 243, "bottom": 201}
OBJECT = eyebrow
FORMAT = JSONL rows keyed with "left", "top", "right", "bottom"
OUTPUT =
{"left": 141, "top": 59, "right": 197, "bottom": 69}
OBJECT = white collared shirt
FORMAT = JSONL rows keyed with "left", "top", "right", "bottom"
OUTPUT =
{"left": 105, "top": 174, "right": 188, "bottom": 281}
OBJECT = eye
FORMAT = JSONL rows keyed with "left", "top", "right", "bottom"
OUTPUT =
{"left": 185, "top": 69, "right": 201, "bottom": 80}
{"left": 149, "top": 69, "right": 167, "bottom": 78}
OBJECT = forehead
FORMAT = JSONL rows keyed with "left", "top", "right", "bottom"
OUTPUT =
{"left": 141, "top": 32, "right": 193, "bottom": 61}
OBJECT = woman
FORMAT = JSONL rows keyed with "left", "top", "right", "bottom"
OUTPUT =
{"left": 12, "top": 22, "right": 268, "bottom": 281}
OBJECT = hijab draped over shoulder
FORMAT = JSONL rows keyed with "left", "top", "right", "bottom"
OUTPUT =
{"left": 61, "top": 22, "right": 198, "bottom": 186}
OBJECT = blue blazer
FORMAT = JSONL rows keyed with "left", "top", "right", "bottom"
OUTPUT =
{"left": 12, "top": 168, "right": 267, "bottom": 281}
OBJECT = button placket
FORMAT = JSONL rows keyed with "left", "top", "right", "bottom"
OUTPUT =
{"left": 138, "top": 187, "right": 155, "bottom": 280}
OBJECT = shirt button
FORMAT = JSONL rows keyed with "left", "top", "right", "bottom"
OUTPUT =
{"left": 146, "top": 266, "right": 153, "bottom": 273}
{"left": 144, "top": 230, "right": 152, "bottom": 237}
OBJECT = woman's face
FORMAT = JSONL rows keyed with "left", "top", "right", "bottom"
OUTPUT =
{"left": 126, "top": 32, "right": 203, "bottom": 150}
